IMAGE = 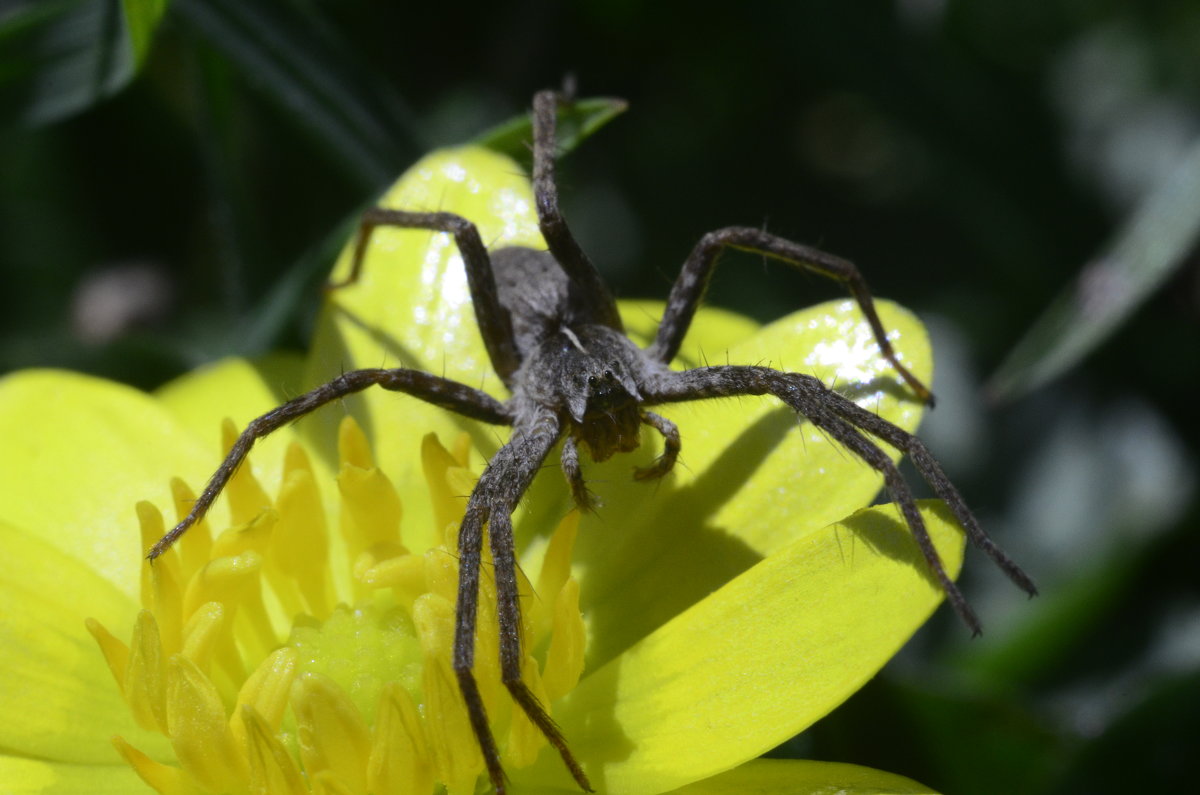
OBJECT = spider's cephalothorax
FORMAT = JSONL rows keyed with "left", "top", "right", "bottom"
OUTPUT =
{"left": 516, "top": 321, "right": 647, "bottom": 458}
{"left": 148, "top": 89, "right": 1037, "bottom": 794}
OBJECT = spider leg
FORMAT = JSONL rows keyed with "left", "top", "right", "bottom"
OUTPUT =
{"left": 328, "top": 208, "right": 522, "bottom": 386}
{"left": 825, "top": 397, "right": 1038, "bottom": 598}
{"left": 531, "top": 90, "right": 623, "bottom": 331}
{"left": 648, "top": 227, "right": 934, "bottom": 405}
{"left": 454, "top": 407, "right": 592, "bottom": 793}
{"left": 643, "top": 365, "right": 1034, "bottom": 634}
{"left": 147, "top": 368, "right": 510, "bottom": 560}
{"left": 561, "top": 435, "right": 596, "bottom": 511}
{"left": 633, "top": 410, "right": 681, "bottom": 481}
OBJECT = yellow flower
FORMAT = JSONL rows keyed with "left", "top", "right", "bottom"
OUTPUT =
{"left": 0, "top": 147, "right": 962, "bottom": 793}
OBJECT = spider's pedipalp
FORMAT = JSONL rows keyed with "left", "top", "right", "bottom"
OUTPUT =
{"left": 633, "top": 410, "right": 681, "bottom": 482}
{"left": 561, "top": 435, "right": 597, "bottom": 511}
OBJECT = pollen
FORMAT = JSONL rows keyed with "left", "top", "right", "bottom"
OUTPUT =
{"left": 87, "top": 415, "right": 586, "bottom": 794}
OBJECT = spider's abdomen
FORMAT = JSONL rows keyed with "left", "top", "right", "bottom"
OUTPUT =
{"left": 492, "top": 246, "right": 615, "bottom": 359}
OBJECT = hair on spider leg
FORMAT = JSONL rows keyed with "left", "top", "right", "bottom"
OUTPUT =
{"left": 147, "top": 88, "right": 1034, "bottom": 794}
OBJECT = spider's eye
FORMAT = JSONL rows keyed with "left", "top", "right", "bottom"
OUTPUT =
{"left": 587, "top": 375, "right": 597, "bottom": 386}
{"left": 603, "top": 369, "right": 614, "bottom": 380}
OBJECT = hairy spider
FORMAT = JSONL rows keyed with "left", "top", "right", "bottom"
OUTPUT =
{"left": 148, "top": 89, "right": 1036, "bottom": 793}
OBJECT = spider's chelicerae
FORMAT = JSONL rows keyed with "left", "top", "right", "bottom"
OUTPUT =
{"left": 149, "top": 89, "right": 1037, "bottom": 793}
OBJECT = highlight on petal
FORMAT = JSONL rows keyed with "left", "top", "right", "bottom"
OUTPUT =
{"left": 320, "top": 147, "right": 545, "bottom": 383}
{"left": 527, "top": 501, "right": 964, "bottom": 794}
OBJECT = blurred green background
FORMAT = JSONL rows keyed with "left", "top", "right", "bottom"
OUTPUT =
{"left": 2, "top": 1, "right": 1198, "bottom": 792}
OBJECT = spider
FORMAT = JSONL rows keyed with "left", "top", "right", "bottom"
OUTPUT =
{"left": 148, "top": 89, "right": 1037, "bottom": 793}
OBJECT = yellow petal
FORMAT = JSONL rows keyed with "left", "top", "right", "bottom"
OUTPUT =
{"left": 531, "top": 501, "right": 964, "bottom": 794}
{"left": 0, "top": 370, "right": 211, "bottom": 597}
{"left": 667, "top": 758, "right": 937, "bottom": 794}
{"left": 619, "top": 301, "right": 761, "bottom": 360}
{"left": 663, "top": 299, "right": 930, "bottom": 553}
{"left": 565, "top": 298, "right": 932, "bottom": 668}
{"left": 0, "top": 519, "right": 166, "bottom": 763}
{"left": 0, "top": 754, "right": 145, "bottom": 793}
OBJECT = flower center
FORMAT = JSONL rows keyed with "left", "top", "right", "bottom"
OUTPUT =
{"left": 87, "top": 415, "right": 586, "bottom": 794}
{"left": 287, "top": 603, "right": 423, "bottom": 725}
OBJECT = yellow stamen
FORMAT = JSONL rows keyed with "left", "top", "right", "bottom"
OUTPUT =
{"left": 168, "top": 654, "right": 248, "bottom": 791}
{"left": 92, "top": 415, "right": 588, "bottom": 793}
{"left": 368, "top": 682, "right": 434, "bottom": 795}
{"left": 243, "top": 705, "right": 307, "bottom": 795}
{"left": 126, "top": 610, "right": 167, "bottom": 733}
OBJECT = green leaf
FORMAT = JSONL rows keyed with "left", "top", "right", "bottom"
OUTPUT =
{"left": 474, "top": 96, "right": 628, "bottom": 165}
{"left": 173, "top": 0, "right": 421, "bottom": 186}
{"left": 0, "top": 0, "right": 155, "bottom": 127}
{"left": 987, "top": 133, "right": 1200, "bottom": 401}
{"left": 121, "top": 0, "right": 167, "bottom": 66}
